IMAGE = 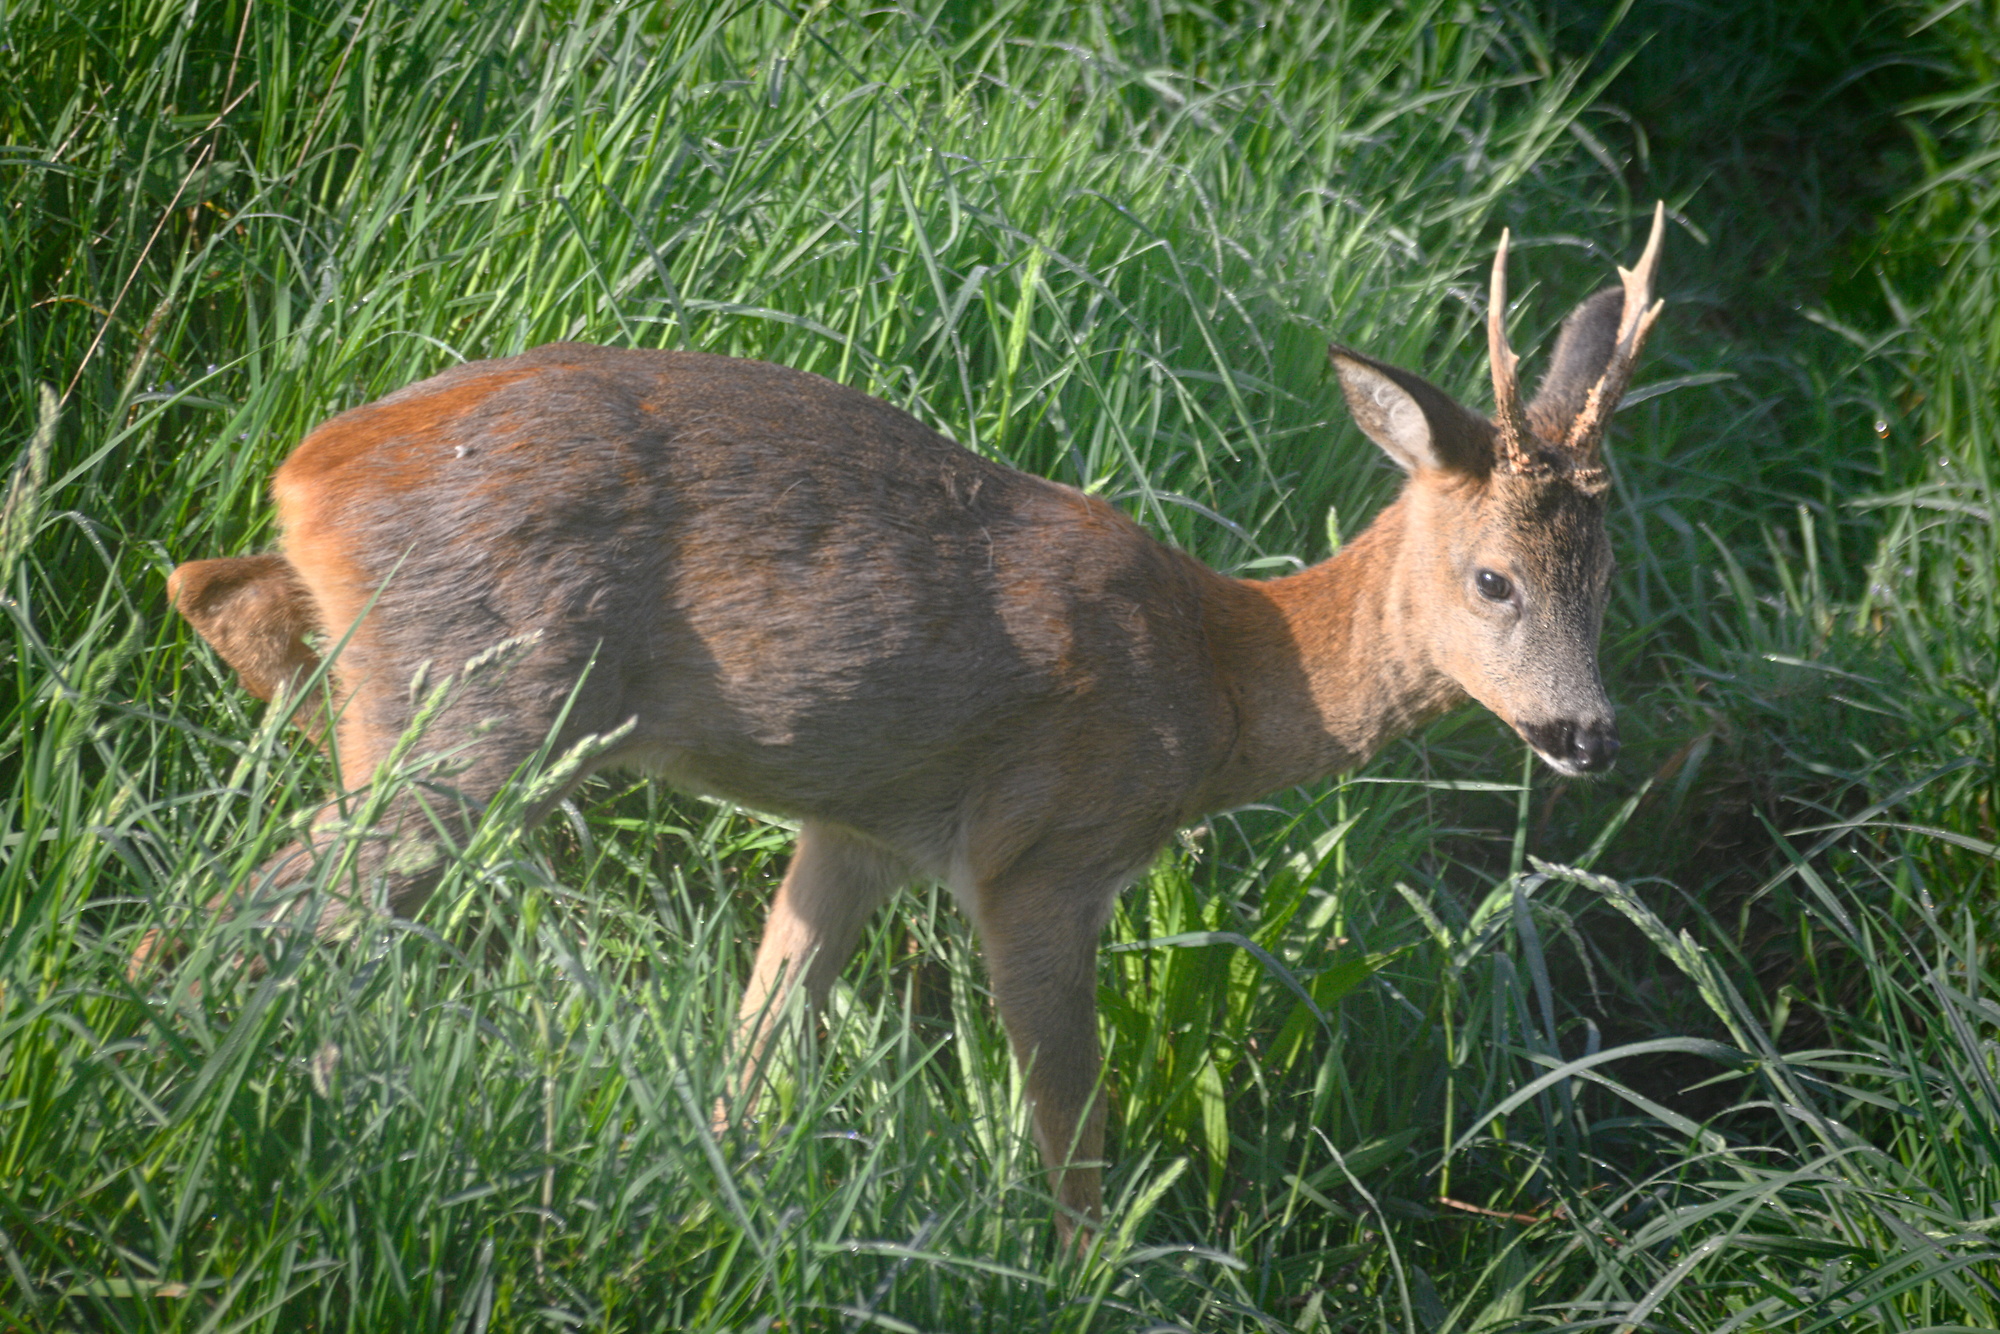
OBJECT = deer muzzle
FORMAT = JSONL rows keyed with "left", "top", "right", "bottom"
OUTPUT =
{"left": 1518, "top": 717, "right": 1621, "bottom": 776}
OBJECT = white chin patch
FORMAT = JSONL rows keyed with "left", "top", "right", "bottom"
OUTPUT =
{"left": 1534, "top": 748, "right": 1588, "bottom": 778}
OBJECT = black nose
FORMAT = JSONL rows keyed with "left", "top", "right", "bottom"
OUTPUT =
{"left": 1522, "top": 719, "right": 1620, "bottom": 773}
{"left": 1570, "top": 721, "right": 1620, "bottom": 772}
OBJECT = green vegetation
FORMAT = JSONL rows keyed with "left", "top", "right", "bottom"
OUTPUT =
{"left": 3, "top": 0, "right": 1997, "bottom": 1328}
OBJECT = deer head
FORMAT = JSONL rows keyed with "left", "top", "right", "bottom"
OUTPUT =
{"left": 1327, "top": 204, "right": 1665, "bottom": 775}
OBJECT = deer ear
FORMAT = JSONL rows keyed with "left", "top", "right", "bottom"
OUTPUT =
{"left": 1328, "top": 346, "right": 1493, "bottom": 476}
{"left": 1525, "top": 286, "right": 1624, "bottom": 435}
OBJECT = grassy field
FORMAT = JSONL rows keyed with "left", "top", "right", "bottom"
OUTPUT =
{"left": 3, "top": 0, "right": 1998, "bottom": 1329}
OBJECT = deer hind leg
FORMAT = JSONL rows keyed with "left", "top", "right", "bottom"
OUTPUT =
{"left": 140, "top": 617, "right": 614, "bottom": 975}
{"left": 137, "top": 714, "right": 559, "bottom": 977}
{"left": 971, "top": 853, "right": 1126, "bottom": 1248}
{"left": 728, "top": 822, "right": 911, "bottom": 1118}
{"left": 272, "top": 640, "right": 625, "bottom": 942}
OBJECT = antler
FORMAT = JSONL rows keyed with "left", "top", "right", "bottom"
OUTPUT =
{"left": 1486, "top": 228, "right": 1537, "bottom": 475}
{"left": 1563, "top": 201, "right": 1667, "bottom": 463}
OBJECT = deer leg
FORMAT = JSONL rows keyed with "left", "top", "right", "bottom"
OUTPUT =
{"left": 132, "top": 735, "right": 529, "bottom": 979}
{"left": 972, "top": 864, "right": 1120, "bottom": 1247}
{"left": 728, "top": 822, "right": 909, "bottom": 1116}
{"left": 217, "top": 742, "right": 554, "bottom": 969}
{"left": 135, "top": 648, "right": 613, "bottom": 977}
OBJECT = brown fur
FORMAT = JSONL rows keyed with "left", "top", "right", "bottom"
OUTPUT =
{"left": 158, "top": 233, "right": 1659, "bottom": 1244}
{"left": 166, "top": 555, "right": 324, "bottom": 721}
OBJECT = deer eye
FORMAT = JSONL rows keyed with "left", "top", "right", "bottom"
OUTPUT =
{"left": 1475, "top": 569, "right": 1513, "bottom": 601}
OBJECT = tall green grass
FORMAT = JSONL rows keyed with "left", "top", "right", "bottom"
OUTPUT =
{"left": 4, "top": 0, "right": 1998, "bottom": 1329}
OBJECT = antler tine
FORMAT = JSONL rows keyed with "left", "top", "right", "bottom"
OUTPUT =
{"left": 1564, "top": 202, "right": 1668, "bottom": 463}
{"left": 1486, "top": 228, "right": 1536, "bottom": 474}
{"left": 1617, "top": 200, "right": 1667, "bottom": 349}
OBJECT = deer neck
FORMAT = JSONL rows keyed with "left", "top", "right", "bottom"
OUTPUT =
{"left": 1195, "top": 494, "right": 1464, "bottom": 813}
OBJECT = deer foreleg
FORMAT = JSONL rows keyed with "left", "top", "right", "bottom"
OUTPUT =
{"left": 729, "top": 822, "right": 909, "bottom": 1115}
{"left": 974, "top": 866, "right": 1120, "bottom": 1248}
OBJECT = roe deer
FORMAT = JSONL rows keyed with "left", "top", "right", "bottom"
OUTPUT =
{"left": 160, "top": 205, "right": 1664, "bottom": 1244}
